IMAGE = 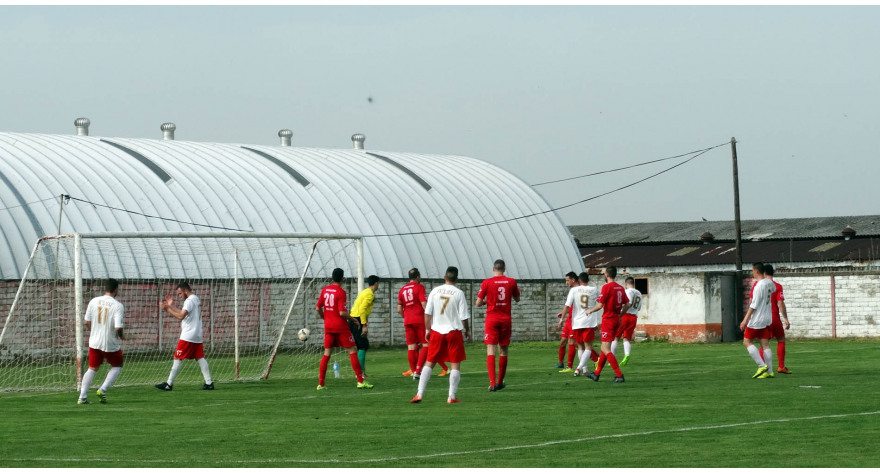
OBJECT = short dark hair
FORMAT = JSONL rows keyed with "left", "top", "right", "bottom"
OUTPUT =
{"left": 367, "top": 275, "right": 380, "bottom": 286}
{"left": 408, "top": 268, "right": 420, "bottom": 280}
{"left": 764, "top": 264, "right": 775, "bottom": 276}
{"left": 605, "top": 266, "right": 617, "bottom": 279}
{"left": 104, "top": 278, "right": 119, "bottom": 294}
{"left": 565, "top": 271, "right": 578, "bottom": 281}
{"left": 578, "top": 272, "right": 590, "bottom": 284}
{"left": 445, "top": 266, "right": 459, "bottom": 282}
{"left": 177, "top": 282, "right": 191, "bottom": 292}
{"left": 752, "top": 262, "right": 765, "bottom": 274}
{"left": 625, "top": 276, "right": 635, "bottom": 286}
{"left": 331, "top": 268, "right": 344, "bottom": 283}
{"left": 494, "top": 259, "right": 506, "bottom": 271}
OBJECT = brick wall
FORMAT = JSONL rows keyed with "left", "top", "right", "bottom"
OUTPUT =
{"left": 742, "top": 271, "right": 880, "bottom": 339}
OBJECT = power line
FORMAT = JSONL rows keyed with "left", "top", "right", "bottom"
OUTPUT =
{"left": 0, "top": 196, "right": 59, "bottom": 212}
{"left": 365, "top": 146, "right": 717, "bottom": 238}
{"left": 529, "top": 142, "right": 729, "bottom": 187}
{"left": 68, "top": 197, "right": 252, "bottom": 233}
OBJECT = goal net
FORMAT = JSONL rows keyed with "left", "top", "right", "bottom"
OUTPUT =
{"left": 0, "top": 232, "right": 363, "bottom": 392}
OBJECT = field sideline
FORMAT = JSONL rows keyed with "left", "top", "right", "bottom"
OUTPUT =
{"left": 1, "top": 340, "right": 878, "bottom": 467}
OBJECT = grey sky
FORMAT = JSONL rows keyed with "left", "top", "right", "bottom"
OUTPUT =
{"left": 1, "top": 7, "right": 877, "bottom": 226}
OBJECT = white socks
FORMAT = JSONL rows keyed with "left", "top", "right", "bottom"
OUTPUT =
{"left": 198, "top": 358, "right": 213, "bottom": 384}
{"left": 576, "top": 349, "right": 587, "bottom": 371}
{"left": 763, "top": 349, "right": 774, "bottom": 374}
{"left": 167, "top": 359, "right": 183, "bottom": 385}
{"left": 417, "top": 366, "right": 432, "bottom": 396}
{"left": 747, "top": 345, "right": 766, "bottom": 367}
{"left": 610, "top": 340, "right": 619, "bottom": 356}
{"left": 623, "top": 340, "right": 632, "bottom": 356}
{"left": 448, "top": 369, "right": 461, "bottom": 400}
{"left": 80, "top": 369, "right": 97, "bottom": 399}
{"left": 101, "top": 367, "right": 122, "bottom": 392}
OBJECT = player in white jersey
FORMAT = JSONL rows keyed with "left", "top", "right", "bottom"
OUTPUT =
{"left": 740, "top": 263, "right": 777, "bottom": 379}
{"left": 561, "top": 272, "right": 600, "bottom": 377}
{"left": 611, "top": 277, "right": 642, "bottom": 367}
{"left": 155, "top": 282, "right": 214, "bottom": 391}
{"left": 411, "top": 266, "right": 471, "bottom": 404}
{"left": 78, "top": 279, "right": 125, "bottom": 405}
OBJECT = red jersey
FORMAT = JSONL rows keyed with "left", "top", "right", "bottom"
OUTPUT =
{"left": 597, "top": 281, "right": 629, "bottom": 319}
{"left": 317, "top": 284, "right": 348, "bottom": 333}
{"left": 398, "top": 282, "right": 427, "bottom": 325}
{"left": 478, "top": 275, "right": 520, "bottom": 321}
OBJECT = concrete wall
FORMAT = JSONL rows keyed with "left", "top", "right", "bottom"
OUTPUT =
{"left": 626, "top": 272, "right": 723, "bottom": 343}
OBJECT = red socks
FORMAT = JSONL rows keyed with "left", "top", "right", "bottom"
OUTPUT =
{"left": 407, "top": 349, "right": 418, "bottom": 372}
{"left": 777, "top": 341, "right": 786, "bottom": 368}
{"left": 417, "top": 346, "right": 428, "bottom": 372}
{"left": 439, "top": 361, "right": 448, "bottom": 371}
{"left": 606, "top": 353, "right": 623, "bottom": 377}
{"left": 319, "top": 355, "right": 330, "bottom": 386}
{"left": 487, "top": 355, "right": 496, "bottom": 386}
{"left": 558, "top": 345, "right": 565, "bottom": 364}
{"left": 595, "top": 353, "right": 607, "bottom": 375}
{"left": 590, "top": 349, "right": 599, "bottom": 362}
{"left": 567, "top": 344, "right": 576, "bottom": 368}
{"left": 499, "top": 356, "right": 508, "bottom": 385}
{"left": 349, "top": 352, "right": 364, "bottom": 383}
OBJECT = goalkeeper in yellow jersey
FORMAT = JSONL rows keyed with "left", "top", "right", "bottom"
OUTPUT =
{"left": 350, "top": 275, "right": 380, "bottom": 377}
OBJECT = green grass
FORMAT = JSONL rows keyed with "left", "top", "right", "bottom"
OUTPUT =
{"left": 1, "top": 340, "right": 879, "bottom": 467}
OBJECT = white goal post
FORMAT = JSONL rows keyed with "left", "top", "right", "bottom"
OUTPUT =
{"left": 0, "top": 232, "right": 364, "bottom": 392}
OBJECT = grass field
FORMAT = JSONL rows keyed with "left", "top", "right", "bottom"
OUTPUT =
{"left": 1, "top": 339, "right": 878, "bottom": 467}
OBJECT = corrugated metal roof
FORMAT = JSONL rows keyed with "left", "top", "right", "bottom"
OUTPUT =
{"left": 0, "top": 132, "right": 583, "bottom": 280}
{"left": 568, "top": 216, "right": 880, "bottom": 246}
{"left": 580, "top": 238, "right": 880, "bottom": 268}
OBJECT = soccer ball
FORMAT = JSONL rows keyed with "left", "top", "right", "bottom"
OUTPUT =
{"left": 297, "top": 328, "right": 310, "bottom": 341}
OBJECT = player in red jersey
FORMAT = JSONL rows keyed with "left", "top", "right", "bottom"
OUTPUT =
{"left": 763, "top": 264, "right": 791, "bottom": 374}
{"left": 397, "top": 268, "right": 449, "bottom": 379}
{"left": 555, "top": 272, "right": 579, "bottom": 371}
{"left": 316, "top": 268, "right": 372, "bottom": 390}
{"left": 477, "top": 259, "right": 520, "bottom": 392}
{"left": 741, "top": 262, "right": 776, "bottom": 379}
{"left": 585, "top": 266, "right": 628, "bottom": 383}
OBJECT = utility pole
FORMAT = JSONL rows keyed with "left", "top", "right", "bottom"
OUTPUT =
{"left": 731, "top": 138, "right": 743, "bottom": 272}
{"left": 730, "top": 138, "right": 744, "bottom": 333}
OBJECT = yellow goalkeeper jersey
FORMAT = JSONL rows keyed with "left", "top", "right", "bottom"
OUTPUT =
{"left": 350, "top": 288, "right": 376, "bottom": 325}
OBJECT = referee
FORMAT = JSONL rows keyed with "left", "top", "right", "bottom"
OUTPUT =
{"left": 350, "top": 275, "right": 380, "bottom": 378}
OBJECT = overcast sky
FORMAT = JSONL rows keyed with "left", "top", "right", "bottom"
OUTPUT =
{"left": 1, "top": 6, "right": 877, "bottom": 226}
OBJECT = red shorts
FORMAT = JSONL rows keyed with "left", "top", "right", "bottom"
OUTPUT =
{"left": 561, "top": 317, "right": 574, "bottom": 339}
{"left": 484, "top": 318, "right": 512, "bottom": 346}
{"left": 324, "top": 331, "right": 356, "bottom": 349}
{"left": 573, "top": 327, "right": 595, "bottom": 344}
{"left": 770, "top": 316, "right": 785, "bottom": 339}
{"left": 769, "top": 317, "right": 785, "bottom": 339}
{"left": 88, "top": 347, "right": 123, "bottom": 368}
{"left": 616, "top": 315, "right": 638, "bottom": 340}
{"left": 744, "top": 326, "right": 771, "bottom": 340}
{"left": 174, "top": 340, "right": 205, "bottom": 360}
{"left": 427, "top": 330, "right": 467, "bottom": 364}
{"left": 600, "top": 317, "right": 619, "bottom": 342}
{"left": 405, "top": 323, "right": 427, "bottom": 345}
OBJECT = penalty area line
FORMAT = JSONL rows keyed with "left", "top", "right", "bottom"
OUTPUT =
{"left": 4, "top": 410, "right": 879, "bottom": 465}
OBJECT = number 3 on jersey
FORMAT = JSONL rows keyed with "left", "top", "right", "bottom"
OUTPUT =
{"left": 497, "top": 287, "right": 506, "bottom": 301}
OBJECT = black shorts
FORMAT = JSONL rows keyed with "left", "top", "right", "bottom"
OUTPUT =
{"left": 348, "top": 320, "right": 370, "bottom": 351}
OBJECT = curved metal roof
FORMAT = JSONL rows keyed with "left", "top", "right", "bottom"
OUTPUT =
{"left": 0, "top": 132, "right": 583, "bottom": 280}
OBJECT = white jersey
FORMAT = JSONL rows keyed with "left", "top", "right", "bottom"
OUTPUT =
{"left": 748, "top": 278, "right": 776, "bottom": 329}
{"left": 625, "top": 288, "right": 643, "bottom": 316}
{"left": 425, "top": 284, "right": 470, "bottom": 335}
{"left": 179, "top": 294, "right": 203, "bottom": 343}
{"left": 566, "top": 285, "right": 599, "bottom": 329}
{"left": 84, "top": 295, "right": 124, "bottom": 352}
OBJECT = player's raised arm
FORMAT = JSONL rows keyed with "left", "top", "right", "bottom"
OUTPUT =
{"left": 161, "top": 295, "right": 189, "bottom": 321}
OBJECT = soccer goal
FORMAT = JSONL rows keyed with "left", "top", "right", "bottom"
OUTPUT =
{"left": 0, "top": 232, "right": 364, "bottom": 392}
